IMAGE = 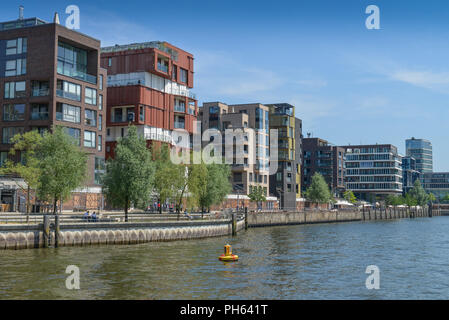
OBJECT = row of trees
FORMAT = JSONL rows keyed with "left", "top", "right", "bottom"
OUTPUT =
{"left": 0, "top": 127, "right": 88, "bottom": 222}
{"left": 102, "top": 126, "right": 232, "bottom": 221}
{"left": 386, "top": 180, "right": 435, "bottom": 207}
{"left": 304, "top": 172, "right": 437, "bottom": 208}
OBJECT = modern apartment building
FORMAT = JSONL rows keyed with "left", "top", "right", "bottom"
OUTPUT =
{"left": 402, "top": 156, "right": 420, "bottom": 195}
{"left": 200, "top": 102, "right": 270, "bottom": 198}
{"left": 100, "top": 41, "right": 197, "bottom": 158}
{"left": 302, "top": 137, "right": 345, "bottom": 197}
{"left": 0, "top": 12, "right": 106, "bottom": 210}
{"left": 421, "top": 172, "right": 449, "bottom": 200}
{"left": 341, "top": 144, "right": 403, "bottom": 202}
{"left": 406, "top": 137, "right": 433, "bottom": 173}
{"left": 266, "top": 103, "right": 302, "bottom": 209}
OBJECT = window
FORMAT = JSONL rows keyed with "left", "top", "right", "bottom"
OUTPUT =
{"left": 5, "top": 58, "right": 26, "bottom": 76}
{"left": 85, "top": 87, "right": 97, "bottom": 105}
{"left": 99, "top": 94, "right": 103, "bottom": 110}
{"left": 108, "top": 58, "right": 112, "bottom": 67}
{"left": 57, "top": 42, "right": 95, "bottom": 83}
{"left": 56, "top": 80, "right": 81, "bottom": 101}
{"left": 31, "top": 127, "right": 48, "bottom": 137}
{"left": 64, "top": 127, "right": 81, "bottom": 146}
{"left": 94, "top": 157, "right": 105, "bottom": 185}
{"left": 84, "top": 130, "right": 96, "bottom": 148}
{"left": 31, "top": 81, "right": 49, "bottom": 97}
{"left": 0, "top": 151, "right": 8, "bottom": 167}
{"left": 84, "top": 109, "right": 97, "bottom": 127}
{"left": 56, "top": 103, "right": 80, "bottom": 123}
{"left": 30, "top": 104, "right": 49, "bottom": 120}
{"left": 172, "top": 65, "right": 177, "bottom": 80}
{"left": 2, "top": 127, "right": 24, "bottom": 144}
{"left": 98, "top": 135, "right": 102, "bottom": 151}
{"left": 157, "top": 57, "right": 169, "bottom": 73}
{"left": 6, "top": 38, "right": 27, "bottom": 55}
{"left": 4, "top": 81, "right": 26, "bottom": 99}
{"left": 209, "top": 106, "right": 219, "bottom": 114}
{"left": 99, "top": 75, "right": 103, "bottom": 90}
{"left": 140, "top": 106, "right": 145, "bottom": 122}
{"left": 99, "top": 115, "right": 103, "bottom": 131}
{"left": 180, "top": 68, "right": 188, "bottom": 83}
{"left": 234, "top": 172, "right": 242, "bottom": 182}
{"left": 3, "top": 104, "right": 25, "bottom": 121}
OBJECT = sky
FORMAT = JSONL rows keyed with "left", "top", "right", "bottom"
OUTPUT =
{"left": 1, "top": 0, "right": 448, "bottom": 170}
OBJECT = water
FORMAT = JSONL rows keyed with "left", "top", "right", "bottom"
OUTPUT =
{"left": 1, "top": 217, "right": 449, "bottom": 299}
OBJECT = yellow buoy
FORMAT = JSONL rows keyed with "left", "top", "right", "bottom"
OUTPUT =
{"left": 219, "top": 244, "right": 238, "bottom": 261}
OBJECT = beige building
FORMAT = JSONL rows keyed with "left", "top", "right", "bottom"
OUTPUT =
{"left": 200, "top": 102, "right": 270, "bottom": 197}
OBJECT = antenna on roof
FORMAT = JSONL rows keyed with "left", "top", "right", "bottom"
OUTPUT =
{"left": 307, "top": 132, "right": 311, "bottom": 138}
{"left": 19, "top": 5, "right": 24, "bottom": 20}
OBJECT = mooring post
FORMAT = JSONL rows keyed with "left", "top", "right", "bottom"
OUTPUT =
{"left": 244, "top": 207, "right": 248, "bottom": 230}
{"left": 232, "top": 213, "right": 237, "bottom": 236}
{"left": 43, "top": 215, "right": 50, "bottom": 248}
{"left": 55, "top": 215, "right": 60, "bottom": 248}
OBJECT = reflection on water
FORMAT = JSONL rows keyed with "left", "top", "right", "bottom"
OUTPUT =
{"left": 1, "top": 217, "right": 449, "bottom": 299}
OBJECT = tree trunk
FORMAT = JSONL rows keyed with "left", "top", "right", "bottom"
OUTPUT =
{"left": 26, "top": 185, "right": 30, "bottom": 223}
{"left": 53, "top": 195, "right": 58, "bottom": 216}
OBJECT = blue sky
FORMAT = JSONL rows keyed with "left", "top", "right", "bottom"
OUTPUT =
{"left": 2, "top": 0, "right": 448, "bottom": 170}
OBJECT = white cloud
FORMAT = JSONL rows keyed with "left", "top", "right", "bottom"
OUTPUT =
{"left": 390, "top": 70, "right": 449, "bottom": 93}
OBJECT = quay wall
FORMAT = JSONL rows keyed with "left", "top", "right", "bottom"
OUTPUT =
{"left": 0, "top": 207, "right": 439, "bottom": 250}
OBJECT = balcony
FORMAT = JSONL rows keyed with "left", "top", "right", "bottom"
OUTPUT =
{"left": 174, "top": 105, "right": 185, "bottom": 113}
{"left": 56, "top": 89, "right": 80, "bottom": 102}
{"left": 174, "top": 122, "right": 185, "bottom": 129}
{"left": 57, "top": 64, "right": 97, "bottom": 85}
{"left": 30, "top": 112, "right": 49, "bottom": 121}
{"left": 31, "top": 88, "right": 49, "bottom": 97}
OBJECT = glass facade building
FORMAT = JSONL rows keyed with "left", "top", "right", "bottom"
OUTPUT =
{"left": 406, "top": 138, "right": 433, "bottom": 173}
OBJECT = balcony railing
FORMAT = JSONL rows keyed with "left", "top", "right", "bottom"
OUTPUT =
{"left": 30, "top": 112, "right": 49, "bottom": 121}
{"left": 56, "top": 89, "right": 81, "bottom": 102}
{"left": 174, "top": 122, "right": 185, "bottom": 129}
{"left": 174, "top": 105, "right": 185, "bottom": 113}
{"left": 31, "top": 89, "right": 49, "bottom": 97}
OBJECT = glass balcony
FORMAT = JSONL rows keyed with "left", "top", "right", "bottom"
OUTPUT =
{"left": 56, "top": 89, "right": 81, "bottom": 101}
{"left": 174, "top": 105, "right": 185, "bottom": 113}
{"left": 30, "top": 112, "right": 49, "bottom": 120}
{"left": 174, "top": 122, "right": 185, "bottom": 129}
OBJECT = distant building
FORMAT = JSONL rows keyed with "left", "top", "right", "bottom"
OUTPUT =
{"left": 421, "top": 172, "right": 449, "bottom": 199}
{"left": 266, "top": 103, "right": 302, "bottom": 210}
{"left": 341, "top": 144, "right": 403, "bottom": 202}
{"left": 406, "top": 137, "right": 433, "bottom": 173}
{"left": 302, "top": 137, "right": 345, "bottom": 197}
{"left": 402, "top": 156, "right": 420, "bottom": 195}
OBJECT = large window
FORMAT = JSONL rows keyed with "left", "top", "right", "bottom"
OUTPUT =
{"left": 56, "top": 103, "right": 80, "bottom": 123}
{"left": 3, "top": 104, "right": 25, "bottom": 121}
{"left": 85, "top": 87, "right": 97, "bottom": 105}
{"left": 6, "top": 38, "right": 27, "bottom": 55}
{"left": 84, "top": 130, "right": 96, "bottom": 148}
{"left": 57, "top": 42, "right": 96, "bottom": 84}
{"left": 4, "top": 81, "right": 26, "bottom": 99}
{"left": 0, "top": 151, "right": 8, "bottom": 167}
{"left": 84, "top": 109, "right": 97, "bottom": 127}
{"left": 64, "top": 127, "right": 81, "bottom": 146}
{"left": 139, "top": 106, "right": 145, "bottom": 121}
{"left": 56, "top": 80, "right": 81, "bottom": 101}
{"left": 157, "top": 57, "right": 168, "bottom": 73}
{"left": 94, "top": 157, "right": 105, "bottom": 185}
{"left": 180, "top": 68, "right": 188, "bottom": 83}
{"left": 2, "top": 127, "right": 24, "bottom": 144}
{"left": 31, "top": 81, "right": 49, "bottom": 97}
{"left": 30, "top": 104, "right": 48, "bottom": 120}
{"left": 5, "top": 58, "right": 26, "bottom": 76}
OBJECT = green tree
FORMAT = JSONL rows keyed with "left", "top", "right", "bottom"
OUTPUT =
{"left": 0, "top": 130, "right": 43, "bottom": 222}
{"left": 408, "top": 180, "right": 429, "bottom": 206}
{"left": 36, "top": 126, "right": 87, "bottom": 215}
{"left": 248, "top": 185, "right": 267, "bottom": 211}
{"left": 102, "top": 126, "right": 154, "bottom": 222}
{"left": 305, "top": 173, "right": 332, "bottom": 204}
{"left": 442, "top": 193, "right": 449, "bottom": 202}
{"left": 343, "top": 190, "right": 357, "bottom": 204}
{"left": 189, "top": 162, "right": 231, "bottom": 216}
{"left": 405, "top": 192, "right": 418, "bottom": 207}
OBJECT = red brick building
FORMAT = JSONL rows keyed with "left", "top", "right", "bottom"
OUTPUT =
{"left": 100, "top": 42, "right": 198, "bottom": 158}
